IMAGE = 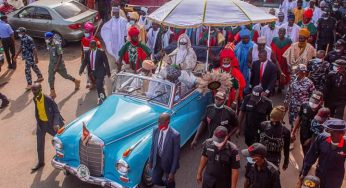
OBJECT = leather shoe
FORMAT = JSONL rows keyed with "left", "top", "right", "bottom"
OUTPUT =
{"left": 31, "top": 163, "right": 45, "bottom": 172}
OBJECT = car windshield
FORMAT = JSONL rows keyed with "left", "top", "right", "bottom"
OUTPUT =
{"left": 113, "top": 74, "right": 172, "bottom": 106}
{"left": 54, "top": 1, "right": 88, "bottom": 19}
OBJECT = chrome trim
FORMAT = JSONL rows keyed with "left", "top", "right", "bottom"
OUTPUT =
{"left": 79, "top": 134, "right": 104, "bottom": 177}
{"left": 51, "top": 158, "right": 138, "bottom": 188}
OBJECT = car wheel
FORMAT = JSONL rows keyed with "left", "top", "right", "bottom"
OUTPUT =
{"left": 140, "top": 161, "right": 153, "bottom": 188}
{"left": 52, "top": 32, "right": 67, "bottom": 47}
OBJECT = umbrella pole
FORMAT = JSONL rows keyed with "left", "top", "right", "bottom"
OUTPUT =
{"left": 205, "top": 26, "right": 211, "bottom": 71}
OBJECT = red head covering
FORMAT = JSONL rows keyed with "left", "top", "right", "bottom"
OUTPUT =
{"left": 219, "top": 48, "right": 239, "bottom": 69}
{"left": 303, "top": 9, "right": 313, "bottom": 19}
{"left": 128, "top": 26, "right": 140, "bottom": 37}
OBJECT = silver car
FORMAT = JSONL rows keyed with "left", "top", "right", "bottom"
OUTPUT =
{"left": 7, "top": 0, "right": 99, "bottom": 45}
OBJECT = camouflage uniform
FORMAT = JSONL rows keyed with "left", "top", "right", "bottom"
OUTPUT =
{"left": 284, "top": 77, "right": 315, "bottom": 125}
{"left": 48, "top": 41, "right": 75, "bottom": 89}
{"left": 307, "top": 59, "right": 330, "bottom": 91}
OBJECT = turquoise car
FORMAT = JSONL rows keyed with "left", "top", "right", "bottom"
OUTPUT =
{"left": 51, "top": 73, "right": 211, "bottom": 188}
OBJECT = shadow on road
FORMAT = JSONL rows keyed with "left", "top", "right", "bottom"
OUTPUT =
{"left": 0, "top": 69, "right": 15, "bottom": 84}
{"left": 30, "top": 168, "right": 60, "bottom": 188}
{"left": 76, "top": 91, "right": 97, "bottom": 117}
{"left": 58, "top": 90, "right": 78, "bottom": 109}
{"left": 1, "top": 91, "right": 31, "bottom": 118}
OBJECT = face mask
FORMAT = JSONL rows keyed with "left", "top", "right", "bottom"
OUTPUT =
{"left": 222, "top": 64, "right": 231, "bottom": 68}
{"left": 323, "top": 16, "right": 328, "bottom": 20}
{"left": 129, "top": 20, "right": 135, "bottom": 25}
{"left": 246, "top": 157, "right": 255, "bottom": 164}
{"left": 335, "top": 48, "right": 342, "bottom": 53}
{"left": 84, "top": 33, "right": 90, "bottom": 38}
{"left": 333, "top": 65, "right": 338, "bottom": 72}
{"left": 158, "top": 124, "right": 168, "bottom": 131}
{"left": 18, "top": 34, "right": 23, "bottom": 38}
{"left": 315, "top": 58, "right": 322, "bottom": 62}
{"left": 45, "top": 39, "right": 51, "bottom": 45}
{"left": 333, "top": 7, "right": 338, "bottom": 11}
{"left": 309, "top": 102, "right": 319, "bottom": 109}
{"left": 214, "top": 103, "right": 224, "bottom": 109}
{"left": 213, "top": 139, "right": 227, "bottom": 149}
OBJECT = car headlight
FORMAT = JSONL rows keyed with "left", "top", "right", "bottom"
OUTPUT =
{"left": 116, "top": 159, "right": 129, "bottom": 175}
{"left": 52, "top": 137, "right": 63, "bottom": 150}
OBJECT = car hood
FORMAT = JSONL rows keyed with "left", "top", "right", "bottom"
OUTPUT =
{"left": 86, "top": 95, "right": 167, "bottom": 144}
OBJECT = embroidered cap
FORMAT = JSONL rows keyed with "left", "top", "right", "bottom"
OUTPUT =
{"left": 323, "top": 118, "right": 346, "bottom": 131}
{"left": 241, "top": 143, "right": 267, "bottom": 157}
{"left": 212, "top": 126, "right": 228, "bottom": 143}
{"left": 302, "top": 175, "right": 320, "bottom": 188}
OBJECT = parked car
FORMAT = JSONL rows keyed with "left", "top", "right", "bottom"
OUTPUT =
{"left": 7, "top": 0, "right": 99, "bottom": 45}
{"left": 51, "top": 73, "right": 211, "bottom": 188}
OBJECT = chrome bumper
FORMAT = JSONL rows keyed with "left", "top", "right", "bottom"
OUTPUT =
{"left": 52, "top": 158, "right": 134, "bottom": 188}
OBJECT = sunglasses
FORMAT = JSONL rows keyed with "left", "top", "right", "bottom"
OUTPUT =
{"left": 179, "top": 42, "right": 187, "bottom": 45}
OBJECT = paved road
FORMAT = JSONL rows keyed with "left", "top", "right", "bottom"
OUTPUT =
{"left": 0, "top": 40, "right": 344, "bottom": 188}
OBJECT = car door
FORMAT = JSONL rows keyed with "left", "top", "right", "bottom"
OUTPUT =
{"left": 12, "top": 6, "right": 36, "bottom": 34}
{"left": 170, "top": 85, "right": 211, "bottom": 145}
{"left": 31, "top": 7, "right": 52, "bottom": 37}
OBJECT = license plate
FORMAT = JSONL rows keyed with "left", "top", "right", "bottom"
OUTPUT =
{"left": 76, "top": 164, "right": 90, "bottom": 182}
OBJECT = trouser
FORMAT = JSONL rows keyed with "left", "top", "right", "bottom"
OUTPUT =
{"left": 300, "top": 137, "right": 312, "bottom": 156}
{"left": 327, "top": 102, "right": 346, "bottom": 119}
{"left": 48, "top": 61, "right": 75, "bottom": 89}
{"left": 244, "top": 127, "right": 259, "bottom": 147}
{"left": 152, "top": 156, "right": 175, "bottom": 188}
{"left": 25, "top": 58, "right": 42, "bottom": 85}
{"left": 1, "top": 37, "right": 16, "bottom": 68}
{"left": 202, "top": 174, "right": 230, "bottom": 188}
{"left": 36, "top": 121, "right": 56, "bottom": 164}
{"left": 95, "top": 76, "right": 106, "bottom": 99}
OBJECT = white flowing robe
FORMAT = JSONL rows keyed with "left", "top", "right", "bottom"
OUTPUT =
{"left": 280, "top": 23, "right": 301, "bottom": 43}
{"left": 260, "top": 25, "right": 279, "bottom": 46}
{"left": 101, "top": 17, "right": 128, "bottom": 60}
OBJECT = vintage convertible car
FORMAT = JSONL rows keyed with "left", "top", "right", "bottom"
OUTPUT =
{"left": 51, "top": 72, "right": 211, "bottom": 188}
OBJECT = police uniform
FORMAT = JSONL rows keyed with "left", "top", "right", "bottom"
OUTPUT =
{"left": 307, "top": 59, "right": 330, "bottom": 91}
{"left": 245, "top": 160, "right": 281, "bottom": 188}
{"left": 325, "top": 50, "right": 346, "bottom": 65}
{"left": 202, "top": 139, "right": 240, "bottom": 188}
{"left": 47, "top": 40, "right": 75, "bottom": 89}
{"left": 301, "top": 133, "right": 346, "bottom": 188}
{"left": 202, "top": 105, "right": 239, "bottom": 138}
{"left": 259, "top": 121, "right": 290, "bottom": 168}
{"left": 241, "top": 95, "right": 273, "bottom": 146}
{"left": 297, "top": 102, "right": 320, "bottom": 155}
{"left": 324, "top": 61, "right": 346, "bottom": 119}
{"left": 284, "top": 77, "right": 315, "bottom": 125}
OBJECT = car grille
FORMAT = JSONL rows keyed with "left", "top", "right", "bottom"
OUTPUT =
{"left": 79, "top": 139, "right": 104, "bottom": 177}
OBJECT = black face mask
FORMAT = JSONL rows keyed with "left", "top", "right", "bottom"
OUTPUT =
{"left": 271, "top": 121, "right": 281, "bottom": 126}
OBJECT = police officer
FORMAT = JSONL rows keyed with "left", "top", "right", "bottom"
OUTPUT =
{"left": 191, "top": 91, "right": 239, "bottom": 148}
{"left": 259, "top": 106, "right": 290, "bottom": 170}
{"left": 239, "top": 85, "right": 273, "bottom": 146}
{"left": 242, "top": 143, "right": 281, "bottom": 188}
{"left": 325, "top": 39, "right": 346, "bottom": 64}
{"left": 44, "top": 32, "right": 80, "bottom": 99}
{"left": 299, "top": 119, "right": 346, "bottom": 188}
{"left": 324, "top": 59, "right": 346, "bottom": 119}
{"left": 196, "top": 126, "right": 240, "bottom": 188}
{"left": 291, "top": 91, "right": 323, "bottom": 155}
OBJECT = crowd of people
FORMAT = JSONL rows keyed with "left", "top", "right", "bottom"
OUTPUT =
{"left": 0, "top": 0, "right": 345, "bottom": 188}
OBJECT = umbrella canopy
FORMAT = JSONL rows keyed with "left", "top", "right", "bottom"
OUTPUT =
{"left": 147, "top": 0, "right": 277, "bottom": 28}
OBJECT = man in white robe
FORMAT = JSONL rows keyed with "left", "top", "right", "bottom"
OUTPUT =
{"left": 146, "top": 23, "right": 161, "bottom": 59}
{"left": 261, "top": 22, "right": 279, "bottom": 46}
{"left": 101, "top": 7, "right": 128, "bottom": 60}
{"left": 280, "top": 14, "right": 301, "bottom": 43}
{"left": 281, "top": 0, "right": 297, "bottom": 22}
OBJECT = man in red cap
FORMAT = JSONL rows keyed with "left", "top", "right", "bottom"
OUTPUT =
{"left": 213, "top": 47, "right": 246, "bottom": 107}
{"left": 118, "top": 26, "right": 151, "bottom": 73}
{"left": 297, "top": 9, "right": 317, "bottom": 45}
